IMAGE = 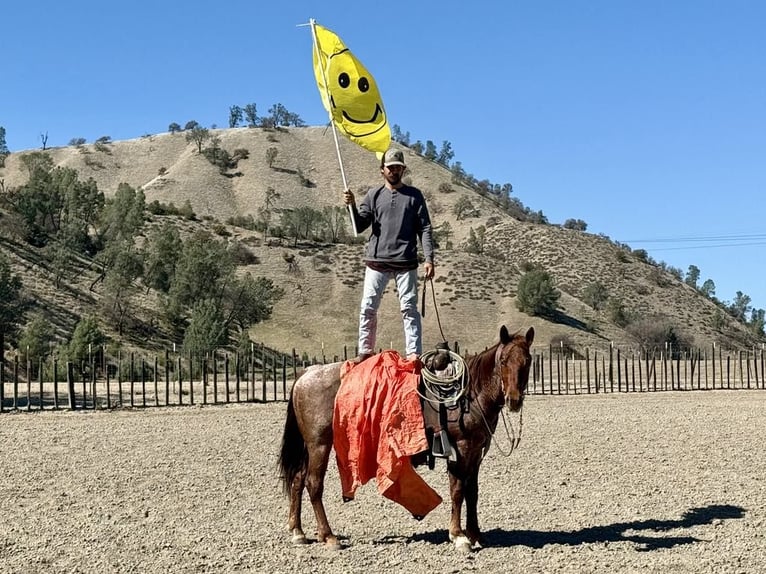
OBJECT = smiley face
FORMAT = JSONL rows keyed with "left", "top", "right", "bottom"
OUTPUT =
{"left": 325, "top": 49, "right": 387, "bottom": 139}
{"left": 313, "top": 24, "right": 391, "bottom": 152}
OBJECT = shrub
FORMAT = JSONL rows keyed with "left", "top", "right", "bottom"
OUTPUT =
{"left": 563, "top": 218, "right": 588, "bottom": 231}
{"left": 606, "top": 297, "right": 631, "bottom": 327}
{"left": 550, "top": 334, "right": 584, "bottom": 359}
{"left": 627, "top": 316, "right": 694, "bottom": 356}
{"left": 582, "top": 281, "right": 609, "bottom": 310}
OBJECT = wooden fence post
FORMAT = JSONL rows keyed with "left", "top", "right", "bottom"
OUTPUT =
{"left": 53, "top": 358, "right": 59, "bottom": 410}
{"left": 154, "top": 356, "right": 159, "bottom": 407}
{"left": 25, "top": 358, "right": 31, "bottom": 411}
{"left": 225, "top": 353, "right": 230, "bottom": 403}
{"left": 13, "top": 356, "right": 19, "bottom": 410}
{"left": 235, "top": 353, "right": 241, "bottom": 403}
{"left": 67, "top": 362, "right": 75, "bottom": 410}
{"left": 0, "top": 355, "right": 4, "bottom": 413}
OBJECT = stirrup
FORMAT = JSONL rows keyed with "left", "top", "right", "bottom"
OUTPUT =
{"left": 431, "top": 429, "right": 457, "bottom": 461}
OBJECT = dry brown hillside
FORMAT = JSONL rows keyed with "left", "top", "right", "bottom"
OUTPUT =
{"left": 0, "top": 127, "right": 761, "bottom": 358}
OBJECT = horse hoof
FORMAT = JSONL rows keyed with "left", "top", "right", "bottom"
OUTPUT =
{"left": 291, "top": 533, "right": 308, "bottom": 545}
{"left": 325, "top": 538, "right": 342, "bottom": 551}
{"left": 454, "top": 535, "right": 473, "bottom": 553}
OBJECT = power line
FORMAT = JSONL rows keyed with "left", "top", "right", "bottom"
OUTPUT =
{"left": 616, "top": 232, "right": 766, "bottom": 252}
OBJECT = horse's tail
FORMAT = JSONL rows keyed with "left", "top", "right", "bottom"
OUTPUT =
{"left": 277, "top": 391, "right": 307, "bottom": 496}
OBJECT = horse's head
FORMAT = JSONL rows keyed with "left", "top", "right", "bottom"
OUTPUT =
{"left": 496, "top": 325, "right": 534, "bottom": 411}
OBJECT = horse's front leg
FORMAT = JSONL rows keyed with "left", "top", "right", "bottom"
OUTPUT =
{"left": 463, "top": 469, "right": 482, "bottom": 547}
{"left": 305, "top": 442, "right": 341, "bottom": 550}
{"left": 447, "top": 472, "right": 472, "bottom": 553}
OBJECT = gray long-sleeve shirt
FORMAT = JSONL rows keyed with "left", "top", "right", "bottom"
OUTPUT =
{"left": 350, "top": 184, "right": 434, "bottom": 266}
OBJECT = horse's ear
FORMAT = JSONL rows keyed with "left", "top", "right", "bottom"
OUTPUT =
{"left": 499, "top": 325, "right": 511, "bottom": 344}
{"left": 525, "top": 327, "right": 535, "bottom": 346}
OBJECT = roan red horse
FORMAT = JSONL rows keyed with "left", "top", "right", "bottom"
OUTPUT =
{"left": 278, "top": 325, "right": 534, "bottom": 552}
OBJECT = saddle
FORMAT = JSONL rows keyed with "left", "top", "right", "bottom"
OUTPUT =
{"left": 412, "top": 343, "right": 467, "bottom": 468}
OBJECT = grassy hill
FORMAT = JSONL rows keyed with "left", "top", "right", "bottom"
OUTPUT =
{"left": 1, "top": 126, "right": 761, "bottom": 359}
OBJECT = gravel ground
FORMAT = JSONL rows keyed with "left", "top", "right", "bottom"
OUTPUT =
{"left": 1, "top": 391, "right": 765, "bottom": 574}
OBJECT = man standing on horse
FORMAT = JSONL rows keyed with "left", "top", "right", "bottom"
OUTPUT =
{"left": 343, "top": 147, "right": 435, "bottom": 365}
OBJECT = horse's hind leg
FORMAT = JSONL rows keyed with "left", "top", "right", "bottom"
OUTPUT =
{"left": 288, "top": 469, "right": 308, "bottom": 544}
{"left": 306, "top": 442, "right": 341, "bottom": 550}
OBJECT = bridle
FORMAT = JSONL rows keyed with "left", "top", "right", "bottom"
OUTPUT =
{"left": 476, "top": 340, "right": 526, "bottom": 457}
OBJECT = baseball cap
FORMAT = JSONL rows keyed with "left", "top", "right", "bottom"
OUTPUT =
{"left": 383, "top": 148, "right": 406, "bottom": 167}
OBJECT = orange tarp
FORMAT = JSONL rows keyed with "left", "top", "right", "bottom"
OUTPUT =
{"left": 333, "top": 350, "right": 442, "bottom": 517}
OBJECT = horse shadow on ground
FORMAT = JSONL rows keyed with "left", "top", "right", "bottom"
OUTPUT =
{"left": 380, "top": 504, "right": 745, "bottom": 551}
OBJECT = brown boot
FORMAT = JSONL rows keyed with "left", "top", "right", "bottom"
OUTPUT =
{"left": 351, "top": 353, "right": 372, "bottom": 365}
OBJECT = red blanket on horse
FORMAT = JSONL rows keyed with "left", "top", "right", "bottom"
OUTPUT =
{"left": 333, "top": 351, "right": 442, "bottom": 518}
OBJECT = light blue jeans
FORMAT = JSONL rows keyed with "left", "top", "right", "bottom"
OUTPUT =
{"left": 358, "top": 266, "right": 421, "bottom": 357}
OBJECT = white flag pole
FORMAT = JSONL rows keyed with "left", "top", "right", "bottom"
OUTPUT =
{"left": 309, "top": 18, "right": 359, "bottom": 237}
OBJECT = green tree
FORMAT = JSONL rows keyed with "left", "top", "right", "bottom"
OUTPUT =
{"left": 453, "top": 196, "right": 476, "bottom": 220}
{"left": 167, "top": 231, "right": 235, "bottom": 312}
{"left": 99, "top": 183, "right": 144, "bottom": 245}
{"left": 229, "top": 105, "right": 243, "bottom": 128}
{"left": 143, "top": 222, "right": 183, "bottom": 293}
{"left": 729, "top": 291, "right": 751, "bottom": 321}
{"left": 700, "top": 279, "right": 716, "bottom": 298}
{"left": 243, "top": 103, "right": 258, "bottom": 127}
{"left": 7, "top": 162, "right": 101, "bottom": 250}
{"left": 424, "top": 140, "right": 437, "bottom": 161}
{"left": 433, "top": 221, "right": 454, "bottom": 250}
{"left": 67, "top": 316, "right": 105, "bottom": 366}
{"left": 184, "top": 120, "right": 199, "bottom": 131}
{"left": 450, "top": 161, "right": 466, "bottom": 184}
{"left": 516, "top": 269, "right": 560, "bottom": 316}
{"left": 750, "top": 308, "right": 765, "bottom": 337}
{"left": 0, "top": 252, "right": 25, "bottom": 362}
{"left": 6, "top": 158, "right": 61, "bottom": 245}
{"left": 321, "top": 205, "right": 349, "bottom": 243}
{"left": 436, "top": 141, "right": 454, "bottom": 166}
{"left": 582, "top": 281, "right": 609, "bottom": 310}
{"left": 563, "top": 218, "right": 588, "bottom": 231}
{"left": 17, "top": 314, "right": 54, "bottom": 370}
{"left": 267, "top": 103, "right": 304, "bottom": 127}
{"left": 224, "top": 273, "right": 284, "bottom": 332}
{"left": 391, "top": 124, "right": 410, "bottom": 146}
{"left": 185, "top": 125, "right": 210, "bottom": 153}
{"left": 0, "top": 126, "right": 9, "bottom": 167}
{"left": 168, "top": 122, "right": 181, "bottom": 134}
{"left": 182, "top": 299, "right": 227, "bottom": 355}
{"left": 281, "top": 207, "right": 320, "bottom": 244}
{"left": 464, "top": 226, "right": 486, "bottom": 254}
{"left": 685, "top": 265, "right": 700, "bottom": 289}
{"left": 101, "top": 241, "right": 144, "bottom": 335}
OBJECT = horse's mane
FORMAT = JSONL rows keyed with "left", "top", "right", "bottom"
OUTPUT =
{"left": 465, "top": 342, "right": 502, "bottom": 394}
{"left": 464, "top": 330, "right": 528, "bottom": 395}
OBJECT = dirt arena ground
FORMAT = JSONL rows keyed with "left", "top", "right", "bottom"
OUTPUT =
{"left": 1, "top": 391, "right": 765, "bottom": 573}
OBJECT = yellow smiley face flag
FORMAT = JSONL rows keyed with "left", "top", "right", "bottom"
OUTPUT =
{"left": 312, "top": 22, "right": 391, "bottom": 154}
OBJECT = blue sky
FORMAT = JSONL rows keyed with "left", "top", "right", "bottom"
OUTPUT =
{"left": 2, "top": 1, "right": 764, "bottom": 315}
